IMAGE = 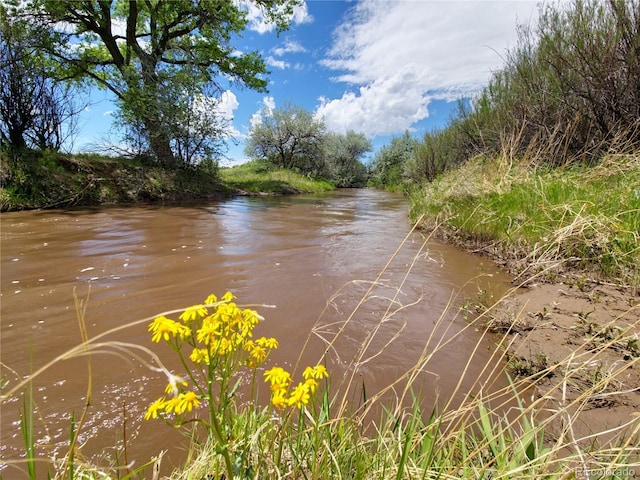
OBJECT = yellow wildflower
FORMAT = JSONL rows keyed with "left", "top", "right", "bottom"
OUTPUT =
{"left": 246, "top": 345, "right": 267, "bottom": 368}
{"left": 179, "top": 304, "right": 208, "bottom": 323}
{"left": 175, "top": 323, "right": 191, "bottom": 340}
{"left": 305, "top": 378, "right": 319, "bottom": 394}
{"left": 203, "top": 293, "right": 218, "bottom": 305}
{"left": 217, "top": 337, "right": 233, "bottom": 355}
{"left": 221, "top": 291, "right": 235, "bottom": 302}
{"left": 190, "top": 347, "right": 209, "bottom": 364}
{"left": 148, "top": 315, "right": 180, "bottom": 343}
{"left": 264, "top": 367, "right": 291, "bottom": 390}
{"left": 144, "top": 397, "right": 167, "bottom": 420}
{"left": 287, "top": 382, "right": 311, "bottom": 409}
{"left": 196, "top": 317, "right": 221, "bottom": 345}
{"left": 271, "top": 391, "right": 288, "bottom": 410}
{"left": 213, "top": 303, "right": 236, "bottom": 328}
{"left": 256, "top": 337, "right": 278, "bottom": 349}
{"left": 242, "top": 308, "right": 263, "bottom": 326}
{"left": 175, "top": 391, "right": 200, "bottom": 414}
{"left": 164, "top": 374, "right": 188, "bottom": 396}
{"left": 164, "top": 396, "right": 181, "bottom": 414}
{"left": 303, "top": 365, "right": 329, "bottom": 381}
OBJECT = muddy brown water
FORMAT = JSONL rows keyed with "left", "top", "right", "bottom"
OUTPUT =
{"left": 1, "top": 189, "right": 513, "bottom": 477}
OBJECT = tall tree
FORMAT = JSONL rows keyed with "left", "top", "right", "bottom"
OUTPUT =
{"left": 1, "top": 2, "right": 83, "bottom": 151}
{"left": 245, "top": 103, "right": 326, "bottom": 175}
{"left": 323, "top": 131, "right": 371, "bottom": 187}
{"left": 21, "top": 0, "right": 299, "bottom": 167}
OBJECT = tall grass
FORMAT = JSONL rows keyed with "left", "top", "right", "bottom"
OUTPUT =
{"left": 2, "top": 225, "right": 639, "bottom": 479}
{"left": 409, "top": 152, "right": 640, "bottom": 288}
{"left": 220, "top": 160, "right": 334, "bottom": 194}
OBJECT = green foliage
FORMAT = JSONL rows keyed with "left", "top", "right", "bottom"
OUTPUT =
{"left": 369, "top": 131, "right": 415, "bottom": 188}
{"left": 220, "top": 160, "right": 334, "bottom": 194}
{"left": 392, "top": 0, "right": 640, "bottom": 189}
{"left": 322, "top": 131, "right": 371, "bottom": 187}
{"left": 245, "top": 102, "right": 327, "bottom": 175}
{"left": 0, "top": 150, "right": 227, "bottom": 211}
{"left": 458, "top": 0, "right": 640, "bottom": 166}
{"left": 411, "top": 154, "right": 640, "bottom": 286}
{"left": 0, "top": 3, "right": 84, "bottom": 152}
{"left": 245, "top": 104, "right": 371, "bottom": 186}
{"left": 21, "top": 0, "right": 299, "bottom": 166}
{"left": 407, "top": 121, "right": 468, "bottom": 182}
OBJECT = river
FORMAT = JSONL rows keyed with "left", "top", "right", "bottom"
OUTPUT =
{"left": 1, "top": 189, "right": 512, "bottom": 477}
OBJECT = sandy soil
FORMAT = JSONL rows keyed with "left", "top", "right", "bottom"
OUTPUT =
{"left": 488, "top": 278, "right": 640, "bottom": 445}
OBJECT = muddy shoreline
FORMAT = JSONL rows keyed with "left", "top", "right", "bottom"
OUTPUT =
{"left": 424, "top": 220, "right": 640, "bottom": 444}
{"left": 489, "top": 276, "right": 639, "bottom": 443}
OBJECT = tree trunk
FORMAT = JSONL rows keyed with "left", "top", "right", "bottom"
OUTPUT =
{"left": 148, "top": 129, "right": 178, "bottom": 168}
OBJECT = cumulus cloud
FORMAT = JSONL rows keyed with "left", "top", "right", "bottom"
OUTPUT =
{"left": 316, "top": 65, "right": 432, "bottom": 136}
{"left": 249, "top": 96, "right": 276, "bottom": 128}
{"left": 216, "top": 90, "right": 240, "bottom": 122}
{"left": 266, "top": 56, "right": 289, "bottom": 70}
{"left": 193, "top": 90, "right": 241, "bottom": 137}
{"left": 317, "top": 0, "right": 538, "bottom": 136}
{"left": 239, "top": 0, "right": 313, "bottom": 34}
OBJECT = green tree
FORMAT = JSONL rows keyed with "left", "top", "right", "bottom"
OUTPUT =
{"left": 1, "top": 2, "right": 83, "bottom": 151}
{"left": 323, "top": 130, "right": 371, "bottom": 187}
{"left": 22, "top": 0, "right": 299, "bottom": 167}
{"left": 474, "top": 0, "right": 640, "bottom": 163}
{"left": 245, "top": 103, "right": 327, "bottom": 175}
{"left": 370, "top": 131, "right": 415, "bottom": 188}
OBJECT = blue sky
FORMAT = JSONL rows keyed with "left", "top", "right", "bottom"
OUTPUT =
{"left": 75, "top": 0, "right": 539, "bottom": 165}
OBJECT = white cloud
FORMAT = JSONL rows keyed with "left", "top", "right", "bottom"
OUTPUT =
{"left": 272, "top": 39, "right": 307, "bottom": 57}
{"left": 249, "top": 96, "right": 276, "bottom": 128}
{"left": 266, "top": 56, "right": 289, "bottom": 70}
{"left": 316, "top": 64, "right": 430, "bottom": 136}
{"left": 216, "top": 90, "right": 240, "bottom": 123}
{"left": 192, "top": 90, "right": 241, "bottom": 137}
{"left": 317, "top": 0, "right": 538, "bottom": 136}
{"left": 239, "top": 0, "right": 313, "bottom": 34}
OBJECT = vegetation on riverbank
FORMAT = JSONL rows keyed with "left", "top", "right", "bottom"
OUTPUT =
{"left": 408, "top": 152, "right": 640, "bottom": 288}
{"left": 220, "top": 160, "right": 335, "bottom": 195}
{"left": 366, "top": 0, "right": 640, "bottom": 289}
{"left": 0, "top": 150, "right": 228, "bottom": 211}
{"left": 0, "top": 151, "right": 337, "bottom": 211}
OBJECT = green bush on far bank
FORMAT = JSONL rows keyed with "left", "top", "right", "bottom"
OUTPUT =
{"left": 219, "top": 160, "right": 335, "bottom": 195}
{"left": 0, "top": 150, "right": 233, "bottom": 211}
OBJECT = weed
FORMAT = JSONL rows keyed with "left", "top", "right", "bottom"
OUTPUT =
{"left": 507, "top": 352, "right": 551, "bottom": 378}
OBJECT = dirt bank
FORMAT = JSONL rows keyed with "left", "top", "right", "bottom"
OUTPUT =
{"left": 489, "top": 278, "right": 640, "bottom": 444}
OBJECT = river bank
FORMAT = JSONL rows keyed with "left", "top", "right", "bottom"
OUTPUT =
{"left": 410, "top": 153, "right": 639, "bottom": 451}
{"left": 0, "top": 152, "right": 335, "bottom": 212}
{"left": 485, "top": 278, "right": 640, "bottom": 447}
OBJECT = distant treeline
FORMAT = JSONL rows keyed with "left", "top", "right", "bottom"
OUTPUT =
{"left": 370, "top": 0, "right": 640, "bottom": 188}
